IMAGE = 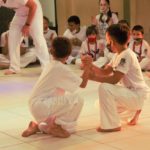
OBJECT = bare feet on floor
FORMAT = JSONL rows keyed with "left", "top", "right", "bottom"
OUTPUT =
{"left": 128, "top": 110, "right": 141, "bottom": 126}
{"left": 22, "top": 121, "right": 40, "bottom": 137}
{"left": 50, "top": 124, "right": 70, "bottom": 138}
{"left": 39, "top": 116, "right": 70, "bottom": 138}
{"left": 4, "top": 69, "right": 16, "bottom": 75}
{"left": 96, "top": 126, "right": 121, "bottom": 132}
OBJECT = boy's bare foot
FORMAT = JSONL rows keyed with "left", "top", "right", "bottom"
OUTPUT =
{"left": 128, "top": 110, "right": 141, "bottom": 125}
{"left": 96, "top": 126, "right": 121, "bottom": 132}
{"left": 39, "top": 116, "right": 70, "bottom": 138}
{"left": 38, "top": 122, "right": 49, "bottom": 133}
{"left": 39, "top": 116, "right": 56, "bottom": 134}
{"left": 22, "top": 121, "right": 40, "bottom": 137}
{"left": 50, "top": 124, "right": 70, "bottom": 138}
{"left": 4, "top": 69, "right": 16, "bottom": 75}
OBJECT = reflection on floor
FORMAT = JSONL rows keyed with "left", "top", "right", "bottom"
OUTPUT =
{"left": 0, "top": 65, "right": 150, "bottom": 150}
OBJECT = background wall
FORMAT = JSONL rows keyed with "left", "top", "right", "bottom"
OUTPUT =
{"left": 0, "top": 0, "right": 149, "bottom": 42}
{"left": 130, "top": 0, "right": 150, "bottom": 42}
{"left": 39, "top": 0, "right": 56, "bottom": 27}
{"left": 56, "top": 0, "right": 124, "bottom": 35}
{"left": 0, "top": 7, "right": 14, "bottom": 35}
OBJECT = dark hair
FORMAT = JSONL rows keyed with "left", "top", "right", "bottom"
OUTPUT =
{"left": 67, "top": 15, "right": 80, "bottom": 25}
{"left": 99, "top": 0, "right": 110, "bottom": 5}
{"left": 51, "top": 37, "right": 72, "bottom": 58}
{"left": 132, "top": 25, "right": 144, "bottom": 34}
{"left": 43, "top": 16, "right": 50, "bottom": 25}
{"left": 86, "top": 25, "right": 98, "bottom": 36}
{"left": 106, "top": 24, "right": 130, "bottom": 45}
{"left": 118, "top": 19, "right": 130, "bottom": 27}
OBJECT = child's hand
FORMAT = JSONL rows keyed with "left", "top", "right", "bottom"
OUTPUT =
{"left": 80, "top": 61, "right": 92, "bottom": 88}
{"left": 71, "top": 38, "right": 82, "bottom": 46}
{"left": 22, "top": 25, "right": 30, "bottom": 37}
{"left": 81, "top": 55, "right": 93, "bottom": 67}
{"left": 105, "top": 65, "right": 113, "bottom": 73}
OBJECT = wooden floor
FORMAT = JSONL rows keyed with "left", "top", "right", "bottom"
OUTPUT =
{"left": 0, "top": 65, "right": 150, "bottom": 150}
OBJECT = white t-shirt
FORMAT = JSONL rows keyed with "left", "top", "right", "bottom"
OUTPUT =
{"left": 128, "top": 39, "right": 150, "bottom": 58}
{"left": 29, "top": 60, "right": 82, "bottom": 105}
{"left": 110, "top": 48, "right": 150, "bottom": 92}
{"left": 80, "top": 39, "right": 103, "bottom": 60}
{"left": 44, "top": 28, "right": 57, "bottom": 48}
{"left": 96, "top": 13, "right": 118, "bottom": 39}
{"left": 63, "top": 26, "right": 86, "bottom": 54}
{"left": 63, "top": 26, "right": 86, "bottom": 40}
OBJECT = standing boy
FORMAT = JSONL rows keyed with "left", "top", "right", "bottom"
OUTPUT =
{"left": 0, "top": 0, "right": 50, "bottom": 74}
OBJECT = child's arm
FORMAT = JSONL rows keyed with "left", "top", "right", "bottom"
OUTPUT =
{"left": 80, "top": 66, "right": 91, "bottom": 88}
{"left": 80, "top": 55, "right": 93, "bottom": 88}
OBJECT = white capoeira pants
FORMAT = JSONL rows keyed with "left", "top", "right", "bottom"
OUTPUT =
{"left": 98, "top": 83, "right": 148, "bottom": 129}
{"left": 30, "top": 93, "right": 84, "bottom": 134}
{"left": 0, "top": 48, "right": 37, "bottom": 68}
{"left": 8, "top": 1, "right": 50, "bottom": 72}
{"left": 20, "top": 48, "right": 37, "bottom": 68}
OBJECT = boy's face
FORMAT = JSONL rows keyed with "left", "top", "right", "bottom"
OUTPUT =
{"left": 132, "top": 30, "right": 143, "bottom": 40}
{"left": 68, "top": 22, "right": 79, "bottom": 33}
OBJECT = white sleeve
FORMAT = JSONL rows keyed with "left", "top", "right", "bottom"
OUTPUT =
{"left": 143, "top": 40, "right": 150, "bottom": 57}
{"left": 95, "top": 14, "right": 100, "bottom": 22}
{"left": 53, "top": 31, "right": 57, "bottom": 38}
{"left": 112, "top": 13, "right": 119, "bottom": 24}
{"left": 115, "top": 54, "right": 131, "bottom": 74}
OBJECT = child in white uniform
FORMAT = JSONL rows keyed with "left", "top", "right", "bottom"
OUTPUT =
{"left": 82, "top": 24, "right": 150, "bottom": 132}
{"left": 92, "top": 0, "right": 118, "bottom": 41}
{"left": 0, "top": 0, "right": 50, "bottom": 74}
{"left": 129, "top": 25, "right": 150, "bottom": 71}
{"left": 63, "top": 15, "right": 86, "bottom": 64}
{"left": 22, "top": 37, "right": 90, "bottom": 138}
{"left": 43, "top": 16, "right": 57, "bottom": 51}
{"left": 0, "top": 30, "right": 37, "bottom": 69}
{"left": 76, "top": 25, "right": 111, "bottom": 68}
